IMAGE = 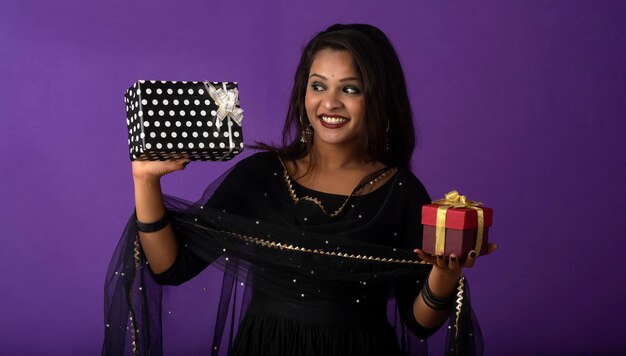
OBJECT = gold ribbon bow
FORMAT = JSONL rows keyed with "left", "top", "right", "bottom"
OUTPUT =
{"left": 432, "top": 190, "right": 485, "bottom": 257}
{"left": 203, "top": 82, "right": 244, "bottom": 132}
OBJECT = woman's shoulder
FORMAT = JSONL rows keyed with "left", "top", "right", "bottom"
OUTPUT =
{"left": 394, "top": 166, "right": 431, "bottom": 205}
{"left": 226, "top": 150, "right": 281, "bottom": 178}
{"left": 203, "top": 151, "right": 280, "bottom": 206}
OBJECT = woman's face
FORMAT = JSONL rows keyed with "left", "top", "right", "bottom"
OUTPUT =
{"left": 305, "top": 49, "right": 365, "bottom": 149}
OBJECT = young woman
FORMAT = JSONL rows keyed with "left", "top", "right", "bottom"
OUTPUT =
{"left": 104, "top": 24, "right": 495, "bottom": 356}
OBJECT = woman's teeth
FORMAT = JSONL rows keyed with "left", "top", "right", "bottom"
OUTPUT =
{"left": 320, "top": 116, "right": 349, "bottom": 124}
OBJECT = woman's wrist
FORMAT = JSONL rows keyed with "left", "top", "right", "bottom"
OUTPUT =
{"left": 135, "top": 209, "right": 170, "bottom": 232}
{"left": 428, "top": 266, "right": 461, "bottom": 298}
{"left": 421, "top": 276, "right": 455, "bottom": 310}
{"left": 133, "top": 173, "right": 161, "bottom": 186}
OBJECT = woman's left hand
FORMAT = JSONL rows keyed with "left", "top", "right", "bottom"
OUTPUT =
{"left": 410, "top": 244, "right": 498, "bottom": 327}
{"left": 414, "top": 243, "right": 498, "bottom": 276}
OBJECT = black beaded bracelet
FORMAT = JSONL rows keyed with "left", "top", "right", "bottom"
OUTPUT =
{"left": 421, "top": 277, "right": 455, "bottom": 311}
{"left": 135, "top": 210, "right": 170, "bottom": 233}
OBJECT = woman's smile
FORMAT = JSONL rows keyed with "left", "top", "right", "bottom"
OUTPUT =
{"left": 318, "top": 114, "right": 351, "bottom": 128}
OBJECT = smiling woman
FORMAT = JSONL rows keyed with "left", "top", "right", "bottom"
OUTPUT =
{"left": 270, "top": 24, "right": 418, "bottom": 173}
{"left": 305, "top": 49, "right": 366, "bottom": 150}
{"left": 104, "top": 23, "right": 491, "bottom": 356}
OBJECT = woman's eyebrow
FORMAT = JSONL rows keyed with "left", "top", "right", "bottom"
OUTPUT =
{"left": 309, "top": 73, "right": 361, "bottom": 82}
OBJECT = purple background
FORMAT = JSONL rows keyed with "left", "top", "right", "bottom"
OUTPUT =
{"left": 1, "top": 0, "right": 625, "bottom": 354}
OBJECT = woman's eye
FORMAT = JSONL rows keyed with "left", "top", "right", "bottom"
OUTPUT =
{"left": 311, "top": 83, "right": 325, "bottom": 91}
{"left": 343, "top": 86, "right": 361, "bottom": 94}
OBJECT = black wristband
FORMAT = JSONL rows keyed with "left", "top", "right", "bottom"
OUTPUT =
{"left": 135, "top": 210, "right": 170, "bottom": 233}
{"left": 421, "top": 277, "right": 454, "bottom": 311}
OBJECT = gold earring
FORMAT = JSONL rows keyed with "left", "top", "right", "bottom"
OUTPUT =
{"left": 300, "top": 116, "right": 313, "bottom": 143}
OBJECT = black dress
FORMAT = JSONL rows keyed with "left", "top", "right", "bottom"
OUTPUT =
{"left": 102, "top": 152, "right": 483, "bottom": 356}
{"left": 154, "top": 152, "right": 440, "bottom": 355}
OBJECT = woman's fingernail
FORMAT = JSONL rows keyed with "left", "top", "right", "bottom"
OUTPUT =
{"left": 469, "top": 251, "right": 476, "bottom": 258}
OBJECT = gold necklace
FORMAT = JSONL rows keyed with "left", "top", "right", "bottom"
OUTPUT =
{"left": 279, "top": 159, "right": 398, "bottom": 218}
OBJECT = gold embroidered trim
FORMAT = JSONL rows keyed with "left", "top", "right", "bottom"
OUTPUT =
{"left": 133, "top": 238, "right": 141, "bottom": 270}
{"left": 278, "top": 158, "right": 398, "bottom": 218}
{"left": 176, "top": 219, "right": 430, "bottom": 265}
{"left": 129, "top": 238, "right": 140, "bottom": 356}
{"left": 454, "top": 274, "right": 465, "bottom": 339}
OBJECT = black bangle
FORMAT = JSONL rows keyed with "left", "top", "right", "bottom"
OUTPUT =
{"left": 135, "top": 210, "right": 170, "bottom": 233}
{"left": 421, "top": 277, "right": 454, "bottom": 311}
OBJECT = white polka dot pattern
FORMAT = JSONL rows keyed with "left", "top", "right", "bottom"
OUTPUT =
{"left": 124, "top": 80, "right": 244, "bottom": 161}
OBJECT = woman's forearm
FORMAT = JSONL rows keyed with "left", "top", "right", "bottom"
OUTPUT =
{"left": 134, "top": 176, "right": 178, "bottom": 274}
{"left": 413, "top": 267, "right": 460, "bottom": 328}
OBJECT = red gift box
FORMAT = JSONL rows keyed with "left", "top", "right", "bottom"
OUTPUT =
{"left": 421, "top": 191, "right": 493, "bottom": 260}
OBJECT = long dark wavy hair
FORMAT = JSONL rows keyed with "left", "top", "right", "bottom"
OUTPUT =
{"left": 257, "top": 24, "right": 417, "bottom": 171}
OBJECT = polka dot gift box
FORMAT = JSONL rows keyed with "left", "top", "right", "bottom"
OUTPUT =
{"left": 124, "top": 80, "right": 244, "bottom": 161}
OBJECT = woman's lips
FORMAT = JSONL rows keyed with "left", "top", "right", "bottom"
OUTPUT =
{"left": 319, "top": 115, "right": 350, "bottom": 129}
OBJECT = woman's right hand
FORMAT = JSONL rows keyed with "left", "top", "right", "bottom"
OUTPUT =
{"left": 131, "top": 159, "right": 187, "bottom": 274}
{"left": 132, "top": 159, "right": 190, "bottom": 181}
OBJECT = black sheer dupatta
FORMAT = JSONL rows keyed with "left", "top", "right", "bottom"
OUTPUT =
{"left": 102, "top": 162, "right": 484, "bottom": 356}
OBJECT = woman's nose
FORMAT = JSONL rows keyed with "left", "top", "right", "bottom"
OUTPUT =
{"left": 322, "top": 90, "right": 342, "bottom": 110}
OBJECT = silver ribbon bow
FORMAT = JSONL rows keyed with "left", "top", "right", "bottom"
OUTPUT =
{"left": 203, "top": 81, "right": 244, "bottom": 160}
{"left": 203, "top": 82, "right": 244, "bottom": 132}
